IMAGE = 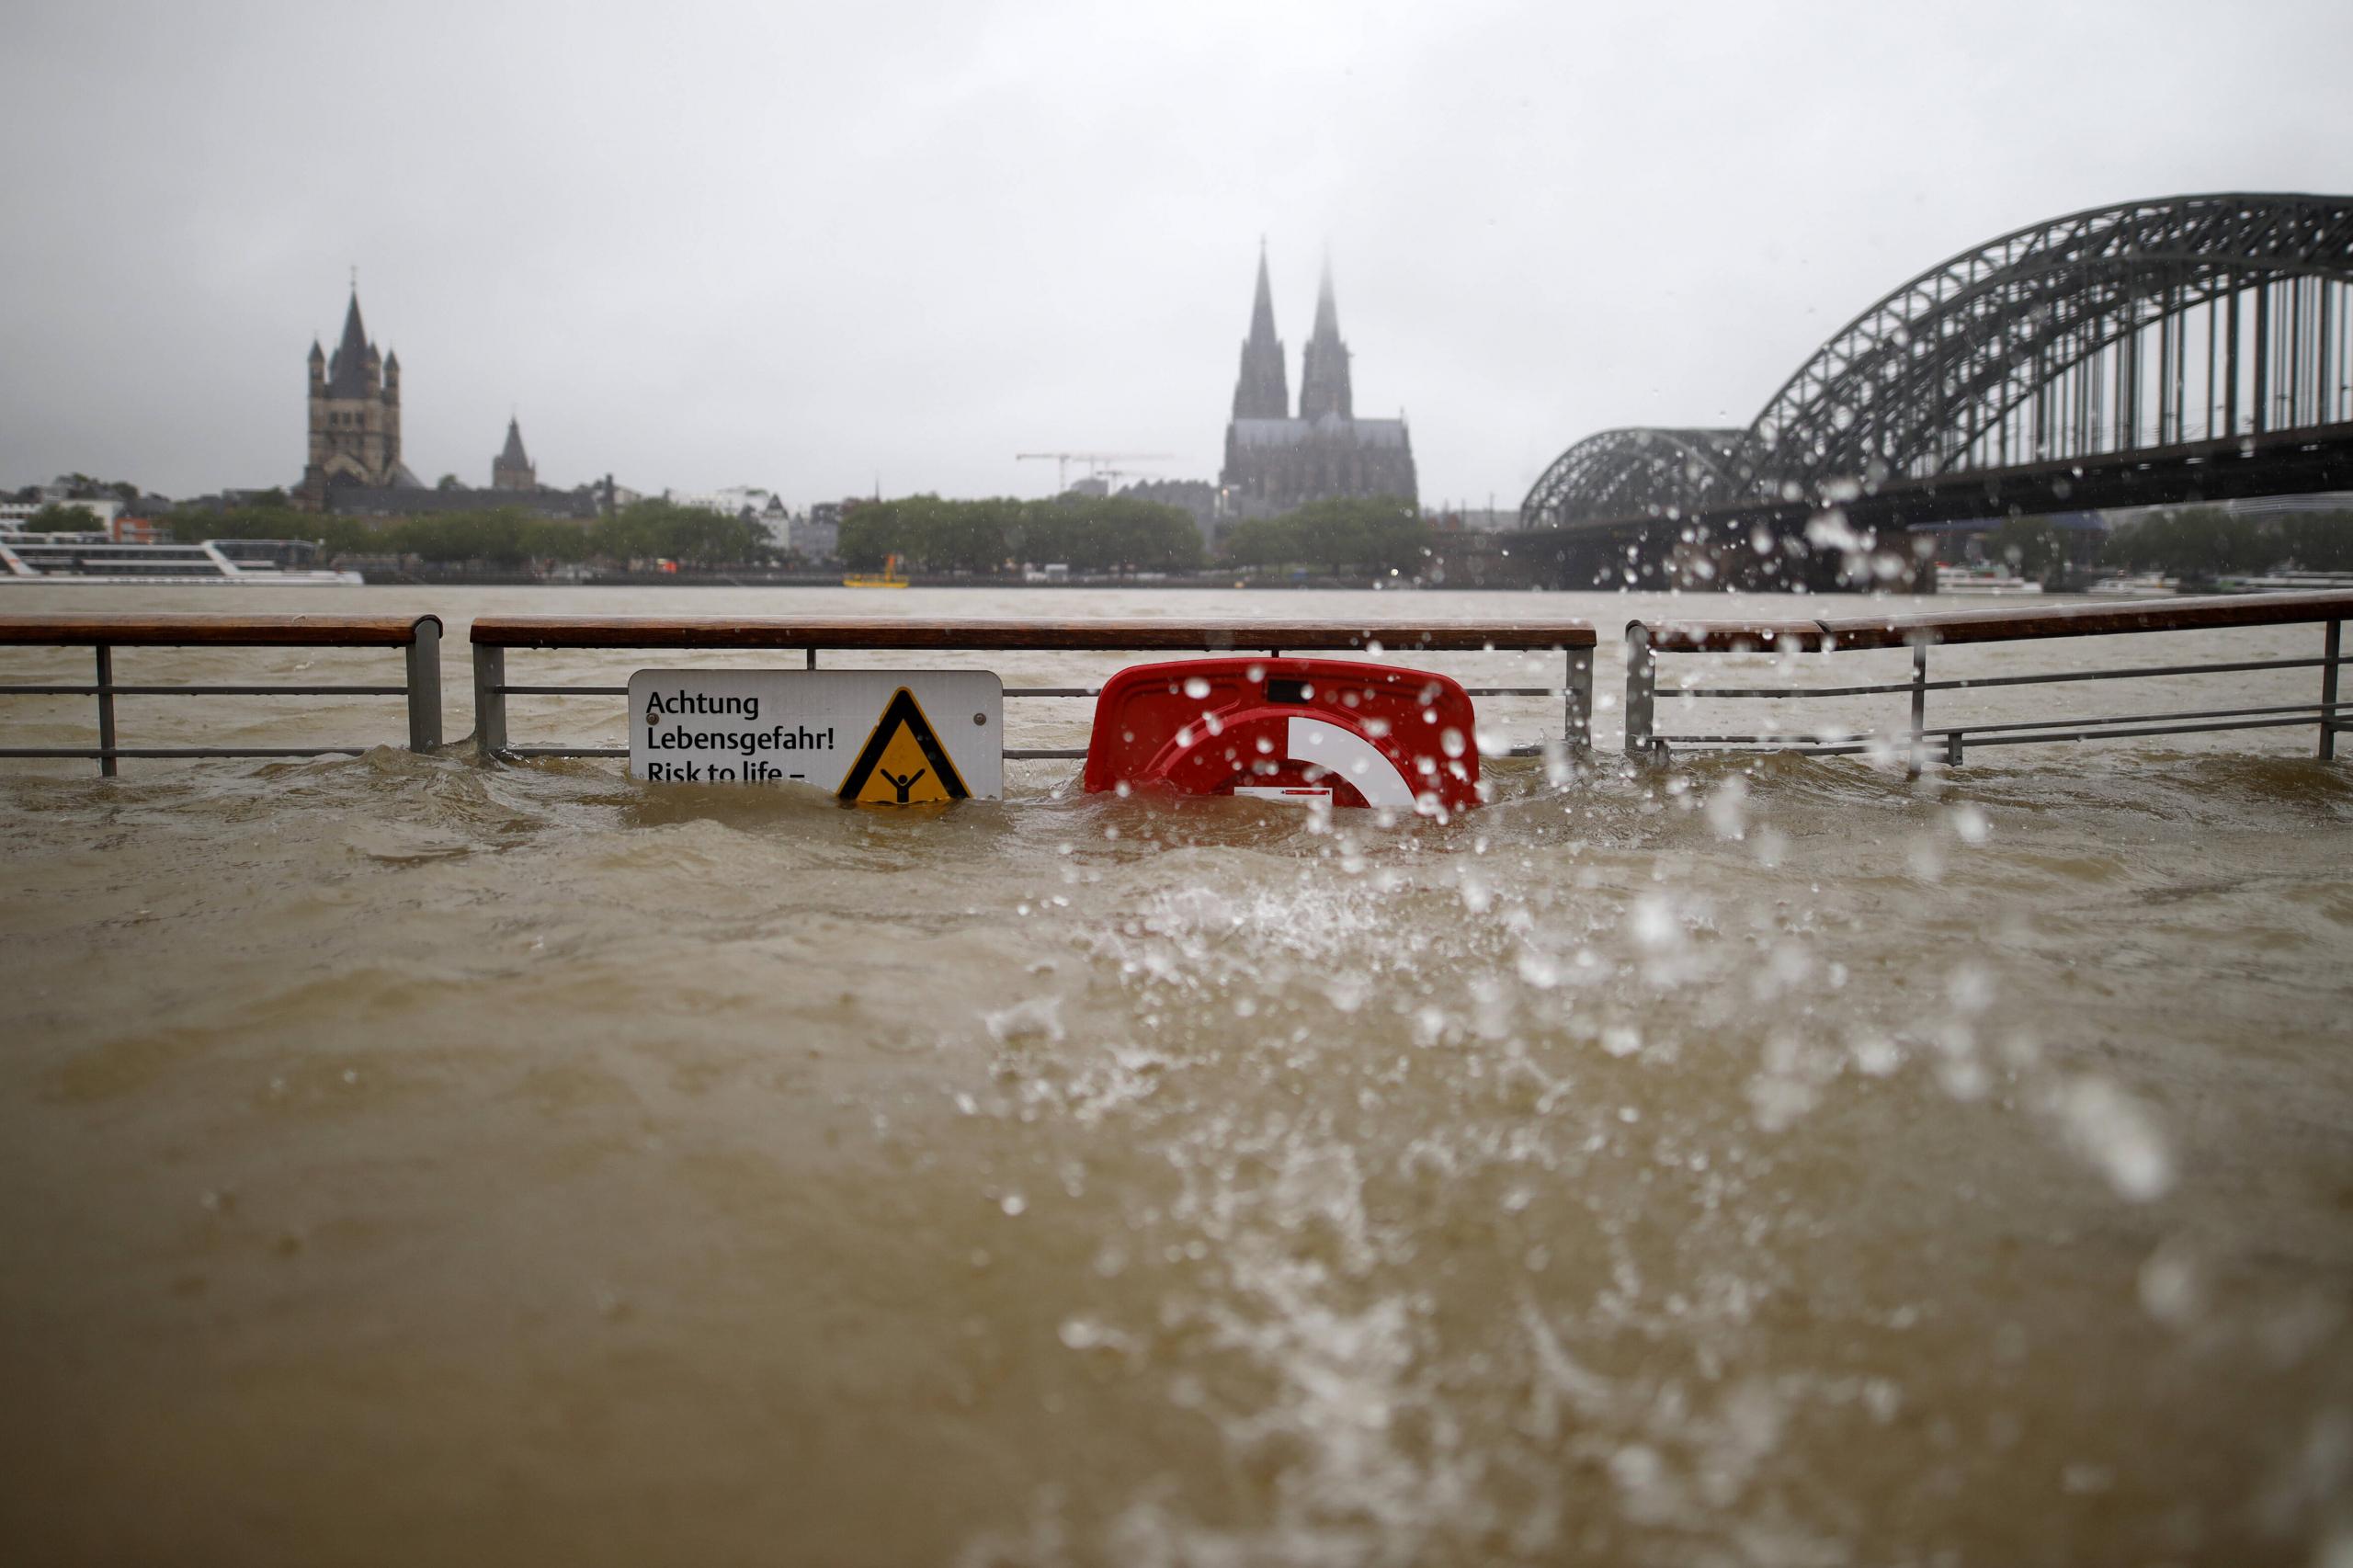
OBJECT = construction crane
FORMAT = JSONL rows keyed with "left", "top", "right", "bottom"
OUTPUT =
{"left": 1015, "top": 451, "right": 1176, "bottom": 494}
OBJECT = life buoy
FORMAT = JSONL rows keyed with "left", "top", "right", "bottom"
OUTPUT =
{"left": 1081, "top": 657, "right": 1481, "bottom": 814}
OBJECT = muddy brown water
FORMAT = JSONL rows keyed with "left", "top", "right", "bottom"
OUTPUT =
{"left": 2, "top": 585, "right": 2349, "bottom": 1566}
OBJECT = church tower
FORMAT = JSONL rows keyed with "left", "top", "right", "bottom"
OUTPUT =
{"left": 1231, "top": 244, "right": 1289, "bottom": 420}
{"left": 1296, "top": 258, "right": 1353, "bottom": 421}
{"left": 492, "top": 416, "right": 536, "bottom": 491}
{"left": 300, "top": 285, "right": 415, "bottom": 507}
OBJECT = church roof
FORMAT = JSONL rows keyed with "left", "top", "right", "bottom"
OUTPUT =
{"left": 498, "top": 416, "right": 530, "bottom": 467}
{"left": 324, "top": 289, "right": 380, "bottom": 399}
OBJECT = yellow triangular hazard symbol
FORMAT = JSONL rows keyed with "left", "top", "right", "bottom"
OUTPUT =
{"left": 838, "top": 687, "right": 971, "bottom": 805}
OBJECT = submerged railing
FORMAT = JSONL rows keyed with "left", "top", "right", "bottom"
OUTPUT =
{"left": 6, "top": 600, "right": 2348, "bottom": 780}
{"left": 1624, "top": 591, "right": 2351, "bottom": 768}
{"left": 0, "top": 612, "right": 443, "bottom": 776}
{"left": 464, "top": 616, "right": 1599, "bottom": 761}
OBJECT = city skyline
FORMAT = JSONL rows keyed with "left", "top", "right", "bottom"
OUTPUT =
{"left": 2, "top": 0, "right": 2349, "bottom": 506}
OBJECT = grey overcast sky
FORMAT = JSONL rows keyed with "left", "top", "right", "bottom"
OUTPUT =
{"left": 2, "top": 0, "right": 2348, "bottom": 509}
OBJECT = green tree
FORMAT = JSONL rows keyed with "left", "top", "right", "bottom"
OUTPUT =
{"left": 1984, "top": 516, "right": 2072, "bottom": 586}
{"left": 836, "top": 494, "right": 1204, "bottom": 574}
{"left": 28, "top": 503, "right": 102, "bottom": 532}
{"left": 1016, "top": 494, "right": 1203, "bottom": 572}
{"left": 2277, "top": 510, "right": 2353, "bottom": 572}
{"left": 165, "top": 506, "right": 366, "bottom": 557}
{"left": 1226, "top": 495, "right": 1429, "bottom": 574}
{"left": 838, "top": 495, "right": 1010, "bottom": 574}
{"left": 2103, "top": 507, "right": 2277, "bottom": 578}
{"left": 588, "top": 500, "right": 767, "bottom": 568}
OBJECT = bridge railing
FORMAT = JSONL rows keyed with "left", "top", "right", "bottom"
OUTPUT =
{"left": 465, "top": 615, "right": 1598, "bottom": 761}
{"left": 1623, "top": 591, "right": 2351, "bottom": 770}
{"left": 0, "top": 612, "right": 444, "bottom": 776}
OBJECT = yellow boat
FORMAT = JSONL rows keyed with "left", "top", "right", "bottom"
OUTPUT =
{"left": 844, "top": 552, "right": 909, "bottom": 588}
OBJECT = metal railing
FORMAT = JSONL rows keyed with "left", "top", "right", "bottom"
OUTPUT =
{"left": 0, "top": 612, "right": 443, "bottom": 775}
{"left": 1624, "top": 591, "right": 2351, "bottom": 770}
{"left": 465, "top": 615, "right": 1599, "bottom": 761}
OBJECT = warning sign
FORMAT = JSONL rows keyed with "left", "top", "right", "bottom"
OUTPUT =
{"left": 838, "top": 687, "right": 970, "bottom": 803}
{"left": 626, "top": 669, "right": 1002, "bottom": 799}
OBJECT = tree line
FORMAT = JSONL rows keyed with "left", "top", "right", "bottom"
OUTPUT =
{"left": 163, "top": 500, "right": 773, "bottom": 569}
{"left": 1222, "top": 496, "right": 1431, "bottom": 574}
{"left": 1983, "top": 507, "right": 2353, "bottom": 585}
{"left": 33, "top": 484, "right": 1447, "bottom": 576}
{"left": 837, "top": 493, "right": 1431, "bottom": 575}
{"left": 2100, "top": 506, "right": 2353, "bottom": 577}
{"left": 837, "top": 494, "right": 1207, "bottom": 574}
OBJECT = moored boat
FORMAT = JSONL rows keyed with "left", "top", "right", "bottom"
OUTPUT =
{"left": 0, "top": 533, "right": 363, "bottom": 585}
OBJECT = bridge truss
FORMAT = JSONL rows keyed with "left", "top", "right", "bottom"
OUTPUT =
{"left": 1522, "top": 194, "right": 2353, "bottom": 531}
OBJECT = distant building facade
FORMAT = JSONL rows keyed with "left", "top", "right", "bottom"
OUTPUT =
{"left": 671, "top": 485, "right": 779, "bottom": 519}
{"left": 799, "top": 501, "right": 845, "bottom": 561}
{"left": 1218, "top": 249, "right": 1416, "bottom": 518}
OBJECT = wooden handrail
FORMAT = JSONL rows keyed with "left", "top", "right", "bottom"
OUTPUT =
{"left": 0, "top": 612, "right": 440, "bottom": 647}
{"left": 1814, "top": 591, "right": 2353, "bottom": 648}
{"left": 0, "top": 613, "right": 444, "bottom": 770}
{"left": 467, "top": 615, "right": 1598, "bottom": 652}
{"left": 1641, "top": 591, "right": 2353, "bottom": 653}
{"left": 1640, "top": 620, "right": 1835, "bottom": 653}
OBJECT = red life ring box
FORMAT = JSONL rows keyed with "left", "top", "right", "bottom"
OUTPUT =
{"left": 1081, "top": 657, "right": 1481, "bottom": 814}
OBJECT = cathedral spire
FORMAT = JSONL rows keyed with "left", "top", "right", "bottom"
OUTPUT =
{"left": 1248, "top": 239, "right": 1278, "bottom": 345}
{"left": 1298, "top": 253, "right": 1352, "bottom": 421}
{"left": 326, "top": 287, "right": 377, "bottom": 398}
{"left": 1231, "top": 243, "right": 1289, "bottom": 421}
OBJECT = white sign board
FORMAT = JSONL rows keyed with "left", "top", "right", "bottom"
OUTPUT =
{"left": 628, "top": 669, "right": 1003, "bottom": 801}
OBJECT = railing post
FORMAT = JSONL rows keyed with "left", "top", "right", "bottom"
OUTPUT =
{"left": 1623, "top": 622, "right": 1654, "bottom": 757}
{"left": 94, "top": 643, "right": 117, "bottom": 778}
{"left": 472, "top": 643, "right": 507, "bottom": 760}
{"left": 1908, "top": 641, "right": 1928, "bottom": 779}
{"left": 404, "top": 616, "right": 443, "bottom": 753}
{"left": 1563, "top": 645, "right": 1593, "bottom": 752}
{"left": 2323, "top": 619, "right": 2342, "bottom": 763}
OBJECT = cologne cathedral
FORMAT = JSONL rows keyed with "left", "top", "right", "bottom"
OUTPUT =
{"left": 1218, "top": 247, "right": 1416, "bottom": 516}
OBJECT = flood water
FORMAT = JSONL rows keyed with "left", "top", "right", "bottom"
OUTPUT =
{"left": 3, "top": 585, "right": 2350, "bottom": 1567}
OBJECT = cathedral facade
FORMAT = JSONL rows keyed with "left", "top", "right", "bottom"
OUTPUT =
{"left": 1218, "top": 249, "right": 1416, "bottom": 517}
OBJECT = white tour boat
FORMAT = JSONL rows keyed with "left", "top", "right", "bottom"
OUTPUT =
{"left": 0, "top": 533, "right": 363, "bottom": 585}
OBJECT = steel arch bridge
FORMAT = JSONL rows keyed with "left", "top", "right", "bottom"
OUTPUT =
{"left": 1520, "top": 193, "right": 2353, "bottom": 538}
